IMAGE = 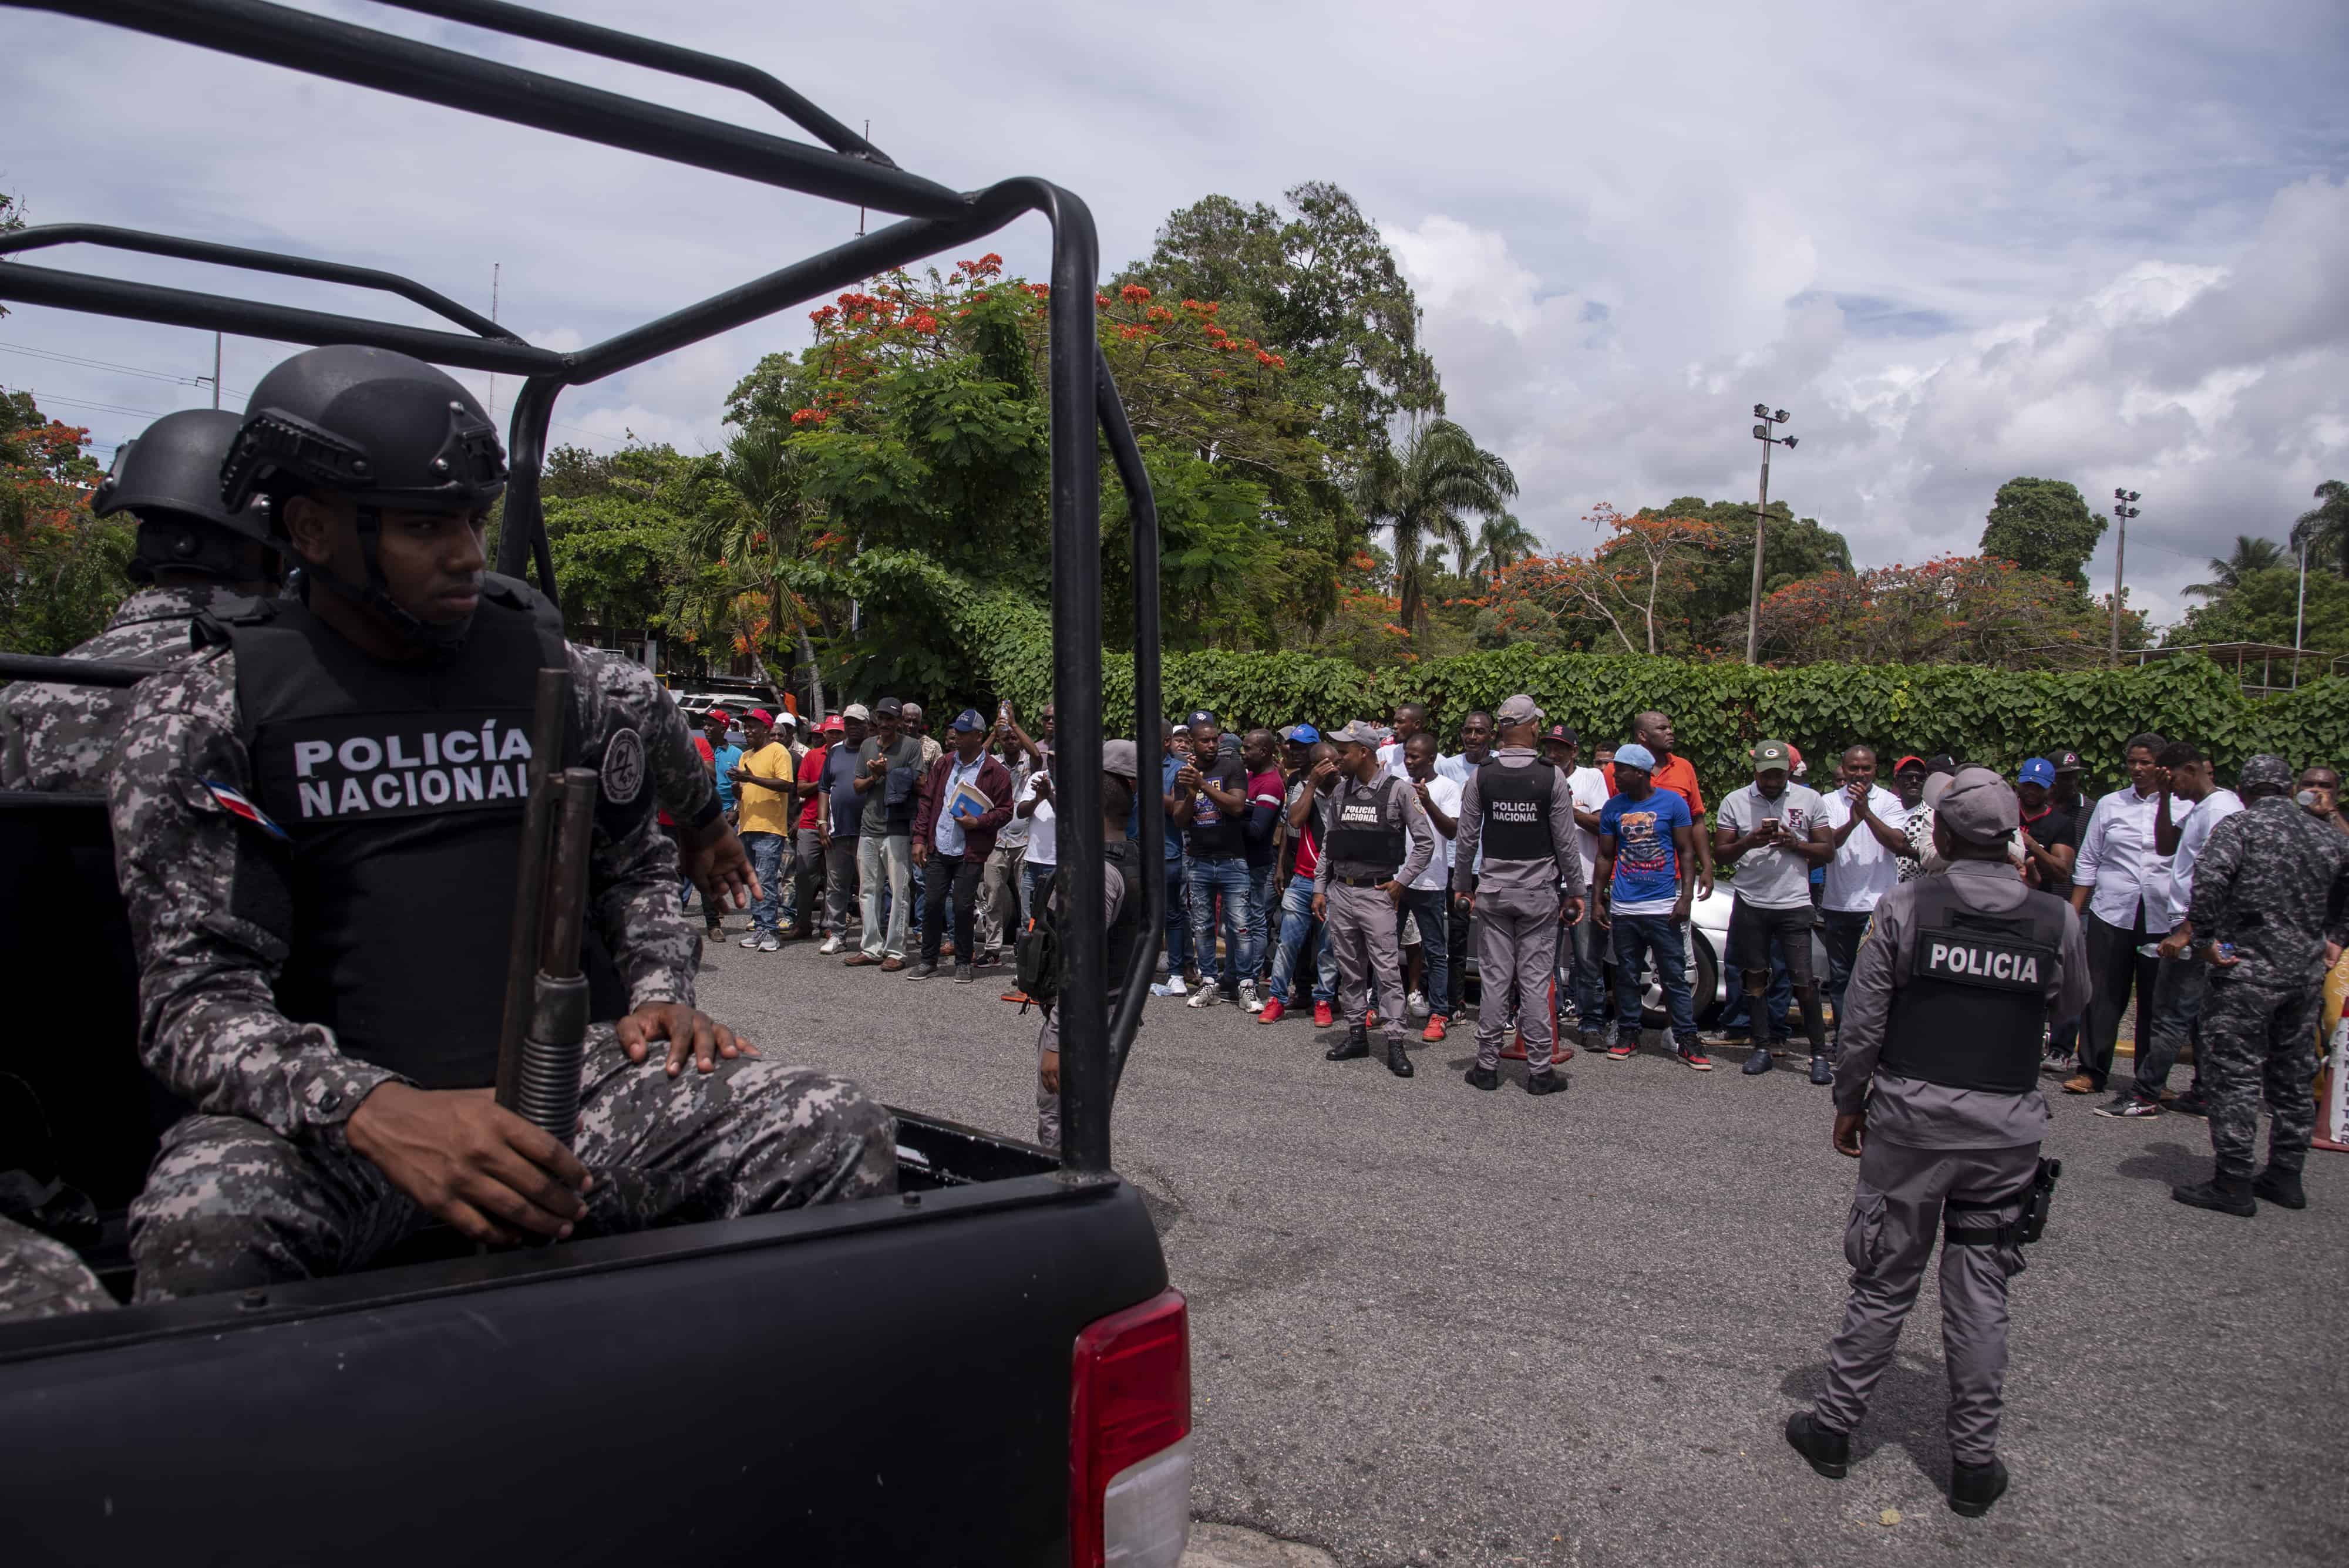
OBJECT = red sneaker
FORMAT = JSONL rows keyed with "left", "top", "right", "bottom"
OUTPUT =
{"left": 1421, "top": 1015, "right": 1448, "bottom": 1043}
{"left": 1677, "top": 1044, "right": 1714, "bottom": 1072}
{"left": 1313, "top": 1000, "right": 1335, "bottom": 1028}
{"left": 1606, "top": 1039, "right": 1636, "bottom": 1061}
{"left": 1258, "top": 998, "right": 1287, "bottom": 1025}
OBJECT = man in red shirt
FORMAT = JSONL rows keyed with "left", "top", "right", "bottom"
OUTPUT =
{"left": 786, "top": 716, "right": 839, "bottom": 941}
{"left": 1603, "top": 709, "right": 1714, "bottom": 898}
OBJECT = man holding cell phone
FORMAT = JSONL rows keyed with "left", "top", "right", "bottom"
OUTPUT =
{"left": 1717, "top": 739, "right": 1835, "bottom": 1082}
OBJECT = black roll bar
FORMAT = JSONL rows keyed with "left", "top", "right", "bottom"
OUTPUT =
{"left": 0, "top": 0, "right": 1162, "bottom": 1179}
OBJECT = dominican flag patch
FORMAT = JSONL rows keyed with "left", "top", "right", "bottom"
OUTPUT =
{"left": 202, "top": 778, "right": 290, "bottom": 843}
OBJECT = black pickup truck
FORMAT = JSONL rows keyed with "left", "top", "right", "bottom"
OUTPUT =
{"left": 0, "top": 4, "right": 1184, "bottom": 1563}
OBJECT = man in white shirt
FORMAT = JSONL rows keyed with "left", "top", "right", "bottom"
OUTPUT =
{"left": 1435, "top": 709, "right": 1492, "bottom": 786}
{"left": 2098, "top": 742, "right": 2244, "bottom": 1118}
{"left": 2065, "top": 732, "right": 2192, "bottom": 1095}
{"left": 1401, "top": 732, "right": 1463, "bottom": 1037}
{"left": 1715, "top": 739, "right": 1835, "bottom": 1081}
{"left": 1820, "top": 745, "right": 1914, "bottom": 1056}
{"left": 1378, "top": 700, "right": 1430, "bottom": 782}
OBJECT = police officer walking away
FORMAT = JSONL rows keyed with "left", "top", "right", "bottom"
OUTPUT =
{"left": 1314, "top": 721, "right": 1436, "bottom": 1076}
{"left": 1452, "top": 694, "right": 1586, "bottom": 1095}
{"left": 2171, "top": 753, "right": 2349, "bottom": 1216}
{"left": 1785, "top": 768, "right": 2088, "bottom": 1518}
{"left": 110, "top": 345, "right": 893, "bottom": 1300}
{"left": 2, "top": 408, "right": 278, "bottom": 791}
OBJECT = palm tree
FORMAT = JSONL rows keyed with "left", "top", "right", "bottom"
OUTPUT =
{"left": 1464, "top": 510, "right": 1537, "bottom": 586}
{"left": 2289, "top": 479, "right": 2349, "bottom": 578}
{"left": 1352, "top": 418, "right": 1519, "bottom": 634}
{"left": 2182, "top": 534, "right": 2286, "bottom": 598}
{"left": 679, "top": 426, "right": 833, "bottom": 715}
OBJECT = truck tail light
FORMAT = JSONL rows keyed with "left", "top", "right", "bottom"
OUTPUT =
{"left": 1069, "top": 1288, "right": 1191, "bottom": 1568}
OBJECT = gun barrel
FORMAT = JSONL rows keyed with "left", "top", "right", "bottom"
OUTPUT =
{"left": 514, "top": 768, "right": 600, "bottom": 1141}
{"left": 494, "top": 667, "right": 573, "bottom": 1113}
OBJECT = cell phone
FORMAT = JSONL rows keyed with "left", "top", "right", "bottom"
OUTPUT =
{"left": 1761, "top": 816, "right": 1781, "bottom": 835}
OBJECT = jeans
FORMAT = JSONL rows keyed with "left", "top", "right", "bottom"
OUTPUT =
{"left": 1610, "top": 913, "right": 1699, "bottom": 1045}
{"left": 1163, "top": 855, "right": 1193, "bottom": 975}
{"left": 792, "top": 827, "right": 826, "bottom": 934}
{"left": 1718, "top": 957, "right": 1791, "bottom": 1035}
{"left": 1247, "top": 863, "right": 1278, "bottom": 982}
{"left": 1725, "top": 897, "right": 1825, "bottom": 1051}
{"left": 1267, "top": 875, "right": 1337, "bottom": 1005}
{"left": 1820, "top": 908, "right": 1873, "bottom": 1044}
{"left": 742, "top": 831, "right": 788, "bottom": 934}
{"left": 857, "top": 833, "right": 913, "bottom": 959}
{"left": 1023, "top": 859, "right": 1056, "bottom": 930}
{"left": 978, "top": 842, "right": 1025, "bottom": 957}
{"left": 1566, "top": 909, "right": 1608, "bottom": 1029}
{"left": 920, "top": 853, "right": 984, "bottom": 965}
{"left": 824, "top": 835, "right": 860, "bottom": 933}
{"left": 1187, "top": 855, "right": 1252, "bottom": 988}
{"left": 1397, "top": 887, "right": 1452, "bottom": 1018}
{"left": 2081, "top": 906, "right": 2166, "bottom": 1090}
{"left": 2133, "top": 953, "right": 2209, "bottom": 1101}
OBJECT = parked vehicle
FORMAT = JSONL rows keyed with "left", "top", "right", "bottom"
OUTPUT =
{"left": 0, "top": 4, "right": 1185, "bottom": 1564}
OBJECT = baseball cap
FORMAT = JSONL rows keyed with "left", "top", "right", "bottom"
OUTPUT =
{"left": 841, "top": 702, "right": 871, "bottom": 722}
{"left": 1751, "top": 738, "right": 1793, "bottom": 769}
{"left": 2017, "top": 758, "right": 2055, "bottom": 787}
{"left": 705, "top": 708, "right": 731, "bottom": 725}
{"left": 1102, "top": 739, "right": 1140, "bottom": 779}
{"left": 2044, "top": 749, "right": 2085, "bottom": 773}
{"left": 874, "top": 697, "right": 904, "bottom": 718}
{"left": 1924, "top": 753, "right": 1957, "bottom": 776}
{"left": 1283, "top": 723, "right": 1321, "bottom": 745}
{"left": 1542, "top": 722, "right": 1579, "bottom": 746}
{"left": 1614, "top": 742, "right": 1658, "bottom": 773}
{"left": 1497, "top": 694, "right": 1542, "bottom": 725}
{"left": 1893, "top": 754, "right": 1927, "bottom": 773}
{"left": 820, "top": 715, "right": 844, "bottom": 734}
{"left": 1186, "top": 708, "right": 1217, "bottom": 728}
{"left": 2240, "top": 752, "right": 2292, "bottom": 791}
{"left": 1330, "top": 719, "right": 1382, "bottom": 747}
{"left": 1937, "top": 766, "right": 2020, "bottom": 846}
{"left": 744, "top": 707, "right": 775, "bottom": 726}
{"left": 773, "top": 709, "right": 798, "bottom": 728}
{"left": 951, "top": 708, "right": 987, "bottom": 733}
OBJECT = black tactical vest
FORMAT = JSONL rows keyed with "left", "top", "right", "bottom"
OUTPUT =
{"left": 1880, "top": 876, "right": 2068, "bottom": 1095}
{"left": 1476, "top": 759, "right": 1557, "bottom": 861}
{"left": 220, "top": 576, "right": 633, "bottom": 1088}
{"left": 1324, "top": 774, "right": 1408, "bottom": 875}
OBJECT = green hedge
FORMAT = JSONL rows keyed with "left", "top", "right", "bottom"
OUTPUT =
{"left": 991, "top": 645, "right": 2349, "bottom": 812}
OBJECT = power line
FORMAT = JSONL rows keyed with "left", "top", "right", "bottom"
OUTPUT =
{"left": 10, "top": 388, "right": 169, "bottom": 419}
{"left": 0, "top": 341, "right": 248, "bottom": 398}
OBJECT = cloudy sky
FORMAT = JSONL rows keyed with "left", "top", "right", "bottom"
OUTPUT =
{"left": 5, "top": 0, "right": 2345, "bottom": 627}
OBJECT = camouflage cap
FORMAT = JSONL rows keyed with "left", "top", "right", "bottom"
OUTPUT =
{"left": 2240, "top": 752, "right": 2293, "bottom": 791}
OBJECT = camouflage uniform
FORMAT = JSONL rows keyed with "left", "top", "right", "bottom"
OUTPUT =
{"left": 2186, "top": 773, "right": 2349, "bottom": 1182}
{"left": 0, "top": 1214, "right": 114, "bottom": 1321}
{"left": 0, "top": 583, "right": 246, "bottom": 792}
{"left": 112, "top": 638, "right": 896, "bottom": 1302}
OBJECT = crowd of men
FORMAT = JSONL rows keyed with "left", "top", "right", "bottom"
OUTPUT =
{"left": 694, "top": 689, "right": 2347, "bottom": 1213}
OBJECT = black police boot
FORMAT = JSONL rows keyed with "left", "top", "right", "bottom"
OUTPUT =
{"left": 1783, "top": 1412, "right": 1848, "bottom": 1479}
{"left": 1524, "top": 1068, "right": 1564, "bottom": 1096}
{"left": 1464, "top": 1065, "right": 1500, "bottom": 1091}
{"left": 2252, "top": 1166, "right": 2308, "bottom": 1209}
{"left": 1386, "top": 1039, "right": 1414, "bottom": 1078}
{"left": 1949, "top": 1456, "right": 2009, "bottom": 1517}
{"left": 2171, "top": 1173, "right": 2257, "bottom": 1216}
{"left": 1325, "top": 1026, "right": 1369, "bottom": 1062}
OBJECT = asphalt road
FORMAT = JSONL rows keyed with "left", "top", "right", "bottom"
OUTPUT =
{"left": 697, "top": 928, "right": 2346, "bottom": 1568}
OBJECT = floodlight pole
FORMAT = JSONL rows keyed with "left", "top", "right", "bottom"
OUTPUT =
{"left": 1745, "top": 405, "right": 1793, "bottom": 662}
{"left": 2109, "top": 487, "right": 2141, "bottom": 664}
{"left": 210, "top": 331, "right": 221, "bottom": 408}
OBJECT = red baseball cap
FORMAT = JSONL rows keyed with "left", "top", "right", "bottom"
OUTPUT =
{"left": 820, "top": 715, "right": 844, "bottom": 734}
{"left": 745, "top": 707, "right": 775, "bottom": 726}
{"left": 705, "top": 707, "right": 731, "bottom": 725}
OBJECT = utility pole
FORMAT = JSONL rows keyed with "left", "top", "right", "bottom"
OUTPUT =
{"left": 856, "top": 120, "right": 869, "bottom": 237}
{"left": 211, "top": 332, "right": 221, "bottom": 409}
{"left": 2296, "top": 531, "right": 2309, "bottom": 678}
{"left": 487, "top": 262, "right": 502, "bottom": 423}
{"left": 1745, "top": 405, "right": 1796, "bottom": 662}
{"left": 2109, "top": 487, "right": 2141, "bottom": 664}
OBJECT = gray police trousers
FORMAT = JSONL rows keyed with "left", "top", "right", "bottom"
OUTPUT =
{"left": 1327, "top": 881, "right": 1408, "bottom": 1045}
{"left": 1814, "top": 1138, "right": 2036, "bottom": 1467}
{"left": 1476, "top": 886, "right": 1562, "bottom": 1072}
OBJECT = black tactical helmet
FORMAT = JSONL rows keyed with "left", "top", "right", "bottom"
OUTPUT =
{"left": 220, "top": 344, "right": 506, "bottom": 516}
{"left": 222, "top": 345, "right": 506, "bottom": 649}
{"left": 92, "top": 408, "right": 277, "bottom": 586}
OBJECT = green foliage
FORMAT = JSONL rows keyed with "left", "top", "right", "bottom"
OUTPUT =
{"left": 1980, "top": 477, "right": 2107, "bottom": 591}
{"left": 2289, "top": 480, "right": 2349, "bottom": 579}
{"left": 2168, "top": 566, "right": 2349, "bottom": 655}
{"left": 2183, "top": 534, "right": 2287, "bottom": 598}
{"left": 1633, "top": 496, "right": 1853, "bottom": 635}
{"left": 536, "top": 442, "right": 712, "bottom": 637}
{"left": 1, "top": 389, "right": 132, "bottom": 655}
{"left": 1352, "top": 418, "right": 1517, "bottom": 634}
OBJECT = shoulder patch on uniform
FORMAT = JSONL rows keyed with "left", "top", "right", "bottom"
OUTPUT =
{"left": 201, "top": 778, "right": 290, "bottom": 842}
{"left": 601, "top": 725, "right": 647, "bottom": 805}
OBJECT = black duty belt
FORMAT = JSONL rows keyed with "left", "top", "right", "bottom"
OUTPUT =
{"left": 1331, "top": 873, "right": 1392, "bottom": 889}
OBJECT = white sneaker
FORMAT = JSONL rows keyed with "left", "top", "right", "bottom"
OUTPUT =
{"left": 1186, "top": 985, "right": 1220, "bottom": 1008}
{"left": 818, "top": 934, "right": 843, "bottom": 954}
{"left": 757, "top": 933, "right": 781, "bottom": 953}
{"left": 1407, "top": 989, "right": 1431, "bottom": 1019}
{"left": 1158, "top": 974, "right": 1189, "bottom": 997}
{"left": 1239, "top": 979, "right": 1263, "bottom": 1014}
{"left": 739, "top": 933, "right": 763, "bottom": 949}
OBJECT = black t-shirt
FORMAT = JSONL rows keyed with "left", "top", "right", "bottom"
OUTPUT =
{"left": 1185, "top": 752, "right": 1250, "bottom": 859}
{"left": 2021, "top": 803, "right": 2078, "bottom": 852}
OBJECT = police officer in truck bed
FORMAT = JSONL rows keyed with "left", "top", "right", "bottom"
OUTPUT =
{"left": 1783, "top": 767, "right": 2088, "bottom": 1519}
{"left": 110, "top": 344, "right": 893, "bottom": 1301}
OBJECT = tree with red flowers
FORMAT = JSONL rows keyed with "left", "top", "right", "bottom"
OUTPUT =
{"left": 1490, "top": 505, "right": 1724, "bottom": 657}
{"left": 0, "top": 388, "right": 133, "bottom": 654}
{"left": 1751, "top": 553, "right": 2136, "bottom": 667}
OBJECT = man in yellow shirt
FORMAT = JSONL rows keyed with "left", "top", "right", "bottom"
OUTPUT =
{"left": 730, "top": 708, "right": 798, "bottom": 952}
